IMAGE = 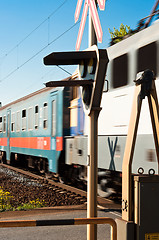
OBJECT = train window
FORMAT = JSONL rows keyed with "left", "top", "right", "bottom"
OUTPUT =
{"left": 0, "top": 117, "right": 2, "bottom": 132}
{"left": 22, "top": 109, "right": 26, "bottom": 131}
{"left": 43, "top": 103, "right": 48, "bottom": 129}
{"left": 11, "top": 113, "right": 15, "bottom": 132}
{"left": 35, "top": 105, "right": 39, "bottom": 129}
{"left": 28, "top": 107, "right": 33, "bottom": 130}
{"left": 52, "top": 100, "right": 56, "bottom": 137}
{"left": 16, "top": 111, "right": 20, "bottom": 131}
{"left": 112, "top": 54, "right": 128, "bottom": 88}
{"left": 137, "top": 42, "right": 157, "bottom": 76}
{"left": 35, "top": 105, "right": 38, "bottom": 113}
{"left": 3, "top": 116, "right": 6, "bottom": 133}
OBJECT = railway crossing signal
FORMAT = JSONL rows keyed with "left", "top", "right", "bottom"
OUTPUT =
{"left": 44, "top": 45, "right": 108, "bottom": 240}
{"left": 43, "top": 45, "right": 108, "bottom": 115}
{"left": 75, "top": 0, "right": 106, "bottom": 50}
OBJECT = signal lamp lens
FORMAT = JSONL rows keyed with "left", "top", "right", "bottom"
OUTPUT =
{"left": 79, "top": 60, "right": 87, "bottom": 78}
{"left": 88, "top": 58, "right": 96, "bottom": 74}
{"left": 82, "top": 85, "right": 93, "bottom": 109}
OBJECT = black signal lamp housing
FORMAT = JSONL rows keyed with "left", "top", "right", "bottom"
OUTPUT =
{"left": 43, "top": 45, "right": 108, "bottom": 115}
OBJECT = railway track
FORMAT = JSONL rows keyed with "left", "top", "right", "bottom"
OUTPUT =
{"left": 0, "top": 163, "right": 120, "bottom": 210}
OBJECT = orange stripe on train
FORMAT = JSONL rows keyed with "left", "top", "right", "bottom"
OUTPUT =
{"left": 10, "top": 137, "right": 51, "bottom": 150}
{"left": 56, "top": 137, "right": 63, "bottom": 151}
{"left": 0, "top": 138, "right": 7, "bottom": 147}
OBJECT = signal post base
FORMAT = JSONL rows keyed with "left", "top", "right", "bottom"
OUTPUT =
{"left": 116, "top": 219, "right": 135, "bottom": 240}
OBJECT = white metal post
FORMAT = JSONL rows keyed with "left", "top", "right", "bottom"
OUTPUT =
{"left": 87, "top": 2, "right": 98, "bottom": 240}
{"left": 87, "top": 108, "right": 101, "bottom": 240}
{"left": 122, "top": 85, "right": 142, "bottom": 221}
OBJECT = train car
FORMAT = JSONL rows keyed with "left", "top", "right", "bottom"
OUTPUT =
{"left": 65, "top": 20, "right": 159, "bottom": 196}
{"left": 1, "top": 19, "right": 159, "bottom": 197}
{"left": 0, "top": 80, "right": 73, "bottom": 178}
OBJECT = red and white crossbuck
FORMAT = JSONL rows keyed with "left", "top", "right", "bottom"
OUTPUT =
{"left": 75, "top": 0, "right": 106, "bottom": 50}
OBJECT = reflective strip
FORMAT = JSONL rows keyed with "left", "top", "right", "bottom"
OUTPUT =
{"left": 36, "top": 219, "right": 75, "bottom": 226}
{"left": 0, "top": 220, "right": 36, "bottom": 228}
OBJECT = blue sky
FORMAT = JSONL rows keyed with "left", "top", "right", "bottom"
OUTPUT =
{"left": 0, "top": 0, "right": 157, "bottom": 105}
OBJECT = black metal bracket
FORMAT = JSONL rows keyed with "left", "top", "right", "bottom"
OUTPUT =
{"left": 134, "top": 69, "right": 155, "bottom": 100}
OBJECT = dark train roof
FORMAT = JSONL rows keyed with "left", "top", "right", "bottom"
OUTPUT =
{"left": 0, "top": 73, "right": 78, "bottom": 110}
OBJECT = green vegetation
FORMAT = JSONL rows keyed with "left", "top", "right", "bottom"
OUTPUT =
{"left": 0, "top": 187, "right": 45, "bottom": 211}
{"left": 108, "top": 23, "right": 131, "bottom": 45}
{"left": 0, "top": 187, "right": 12, "bottom": 211}
{"left": 16, "top": 199, "right": 46, "bottom": 211}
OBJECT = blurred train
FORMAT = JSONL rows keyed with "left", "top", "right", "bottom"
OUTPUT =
{"left": 66, "top": 19, "right": 159, "bottom": 195}
{"left": 0, "top": 19, "right": 159, "bottom": 196}
{"left": 0, "top": 83, "right": 73, "bottom": 178}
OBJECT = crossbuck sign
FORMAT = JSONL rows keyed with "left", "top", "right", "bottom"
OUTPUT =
{"left": 75, "top": 0, "right": 106, "bottom": 50}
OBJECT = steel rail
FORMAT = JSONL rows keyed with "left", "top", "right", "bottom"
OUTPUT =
{"left": 0, "top": 163, "right": 121, "bottom": 209}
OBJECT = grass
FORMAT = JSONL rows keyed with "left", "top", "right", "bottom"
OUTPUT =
{"left": 0, "top": 187, "right": 46, "bottom": 211}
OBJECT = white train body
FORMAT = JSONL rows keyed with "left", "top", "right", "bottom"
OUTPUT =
{"left": 66, "top": 20, "right": 159, "bottom": 181}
